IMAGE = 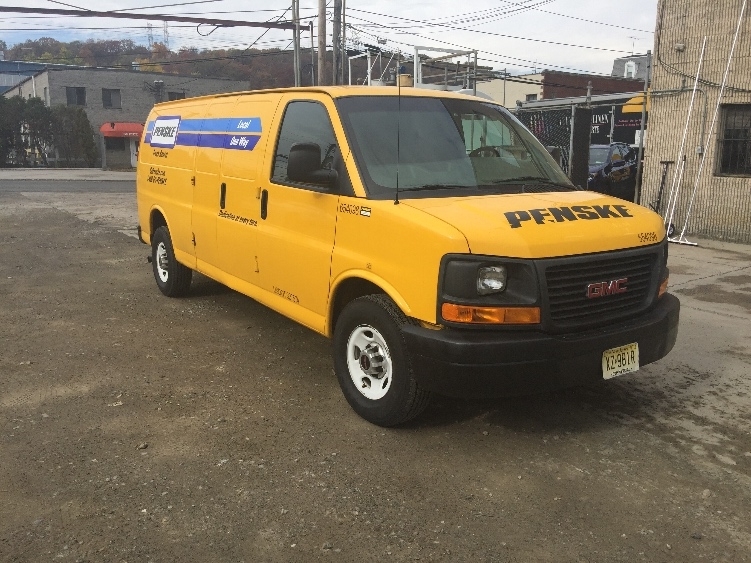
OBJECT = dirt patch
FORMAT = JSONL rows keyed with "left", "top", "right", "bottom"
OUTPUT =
{"left": 668, "top": 264, "right": 698, "bottom": 275}
{"left": 719, "top": 274, "right": 751, "bottom": 286}
{"left": 2, "top": 197, "right": 751, "bottom": 562}
{"left": 678, "top": 283, "right": 751, "bottom": 312}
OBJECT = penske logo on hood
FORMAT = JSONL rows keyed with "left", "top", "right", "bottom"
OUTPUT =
{"left": 403, "top": 192, "right": 665, "bottom": 258}
{"left": 504, "top": 203, "right": 634, "bottom": 228}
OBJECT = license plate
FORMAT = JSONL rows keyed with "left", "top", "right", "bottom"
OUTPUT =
{"left": 602, "top": 342, "right": 639, "bottom": 379}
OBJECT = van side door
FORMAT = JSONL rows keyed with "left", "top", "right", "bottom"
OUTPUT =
{"left": 216, "top": 96, "right": 280, "bottom": 285}
{"left": 257, "top": 96, "right": 343, "bottom": 333}
{"left": 191, "top": 97, "right": 238, "bottom": 273}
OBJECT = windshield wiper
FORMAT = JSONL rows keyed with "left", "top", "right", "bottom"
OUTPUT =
{"left": 484, "top": 176, "right": 576, "bottom": 191}
{"left": 400, "top": 184, "right": 469, "bottom": 193}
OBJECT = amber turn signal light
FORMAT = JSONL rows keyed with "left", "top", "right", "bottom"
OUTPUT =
{"left": 658, "top": 276, "right": 669, "bottom": 298}
{"left": 441, "top": 303, "right": 541, "bottom": 324}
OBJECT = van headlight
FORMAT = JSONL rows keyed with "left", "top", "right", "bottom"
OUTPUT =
{"left": 439, "top": 255, "right": 540, "bottom": 326}
{"left": 477, "top": 266, "right": 507, "bottom": 294}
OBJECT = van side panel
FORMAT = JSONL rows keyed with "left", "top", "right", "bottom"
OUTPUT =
{"left": 138, "top": 101, "right": 207, "bottom": 267}
{"left": 329, "top": 198, "right": 470, "bottom": 330}
{"left": 192, "top": 97, "right": 240, "bottom": 272}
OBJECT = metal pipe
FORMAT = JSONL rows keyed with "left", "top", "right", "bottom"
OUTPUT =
{"left": 665, "top": 37, "right": 707, "bottom": 236}
{"left": 634, "top": 50, "right": 651, "bottom": 204}
{"left": 473, "top": 51, "right": 477, "bottom": 96}
{"left": 310, "top": 22, "right": 315, "bottom": 86}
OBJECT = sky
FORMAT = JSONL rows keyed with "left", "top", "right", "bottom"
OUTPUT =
{"left": 0, "top": 0, "right": 659, "bottom": 76}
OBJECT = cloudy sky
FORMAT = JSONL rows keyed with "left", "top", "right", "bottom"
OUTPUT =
{"left": 1, "top": 0, "right": 658, "bottom": 75}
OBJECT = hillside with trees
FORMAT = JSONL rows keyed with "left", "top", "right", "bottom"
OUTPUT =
{"left": 3, "top": 37, "right": 330, "bottom": 89}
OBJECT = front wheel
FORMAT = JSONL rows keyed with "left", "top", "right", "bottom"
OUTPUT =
{"left": 333, "top": 294, "right": 431, "bottom": 426}
{"left": 151, "top": 226, "right": 192, "bottom": 297}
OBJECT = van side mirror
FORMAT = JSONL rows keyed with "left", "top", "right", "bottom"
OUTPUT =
{"left": 287, "top": 142, "right": 338, "bottom": 187}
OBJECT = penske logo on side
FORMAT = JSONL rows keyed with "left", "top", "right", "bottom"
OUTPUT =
{"left": 504, "top": 204, "right": 633, "bottom": 228}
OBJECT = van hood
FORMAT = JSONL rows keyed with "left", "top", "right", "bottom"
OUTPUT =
{"left": 403, "top": 191, "right": 665, "bottom": 258}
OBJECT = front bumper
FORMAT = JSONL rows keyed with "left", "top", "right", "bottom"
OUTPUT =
{"left": 402, "top": 294, "right": 679, "bottom": 398}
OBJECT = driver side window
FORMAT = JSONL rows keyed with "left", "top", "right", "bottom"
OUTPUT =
{"left": 272, "top": 101, "right": 337, "bottom": 187}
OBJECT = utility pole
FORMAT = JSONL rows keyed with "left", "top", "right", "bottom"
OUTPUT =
{"left": 332, "top": 0, "right": 342, "bottom": 85}
{"left": 292, "top": 0, "right": 300, "bottom": 86}
{"left": 318, "top": 0, "right": 326, "bottom": 86}
{"left": 340, "top": 0, "right": 347, "bottom": 85}
{"left": 503, "top": 67, "right": 507, "bottom": 107}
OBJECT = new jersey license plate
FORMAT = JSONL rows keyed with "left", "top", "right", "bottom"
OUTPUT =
{"left": 602, "top": 342, "right": 639, "bottom": 380}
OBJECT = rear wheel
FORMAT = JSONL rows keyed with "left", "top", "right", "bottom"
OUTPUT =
{"left": 151, "top": 226, "right": 192, "bottom": 297}
{"left": 333, "top": 294, "right": 431, "bottom": 426}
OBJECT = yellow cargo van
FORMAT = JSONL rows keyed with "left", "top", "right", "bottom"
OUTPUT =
{"left": 137, "top": 87, "right": 679, "bottom": 426}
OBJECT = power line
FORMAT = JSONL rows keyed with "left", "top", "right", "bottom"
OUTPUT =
{"left": 498, "top": 0, "right": 655, "bottom": 34}
{"left": 347, "top": 8, "right": 629, "bottom": 53}
{"left": 347, "top": 22, "right": 614, "bottom": 76}
{"left": 0, "top": 6, "right": 297, "bottom": 30}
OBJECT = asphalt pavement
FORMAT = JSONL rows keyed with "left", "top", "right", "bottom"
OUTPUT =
{"left": 0, "top": 168, "right": 135, "bottom": 193}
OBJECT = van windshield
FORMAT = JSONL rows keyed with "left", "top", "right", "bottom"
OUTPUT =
{"left": 335, "top": 96, "right": 575, "bottom": 199}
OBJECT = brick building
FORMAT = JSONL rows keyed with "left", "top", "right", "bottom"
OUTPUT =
{"left": 642, "top": 0, "right": 751, "bottom": 243}
{"left": 5, "top": 65, "right": 248, "bottom": 168}
{"left": 483, "top": 70, "right": 643, "bottom": 107}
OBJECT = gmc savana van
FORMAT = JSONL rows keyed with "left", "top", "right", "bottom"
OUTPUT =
{"left": 137, "top": 87, "right": 679, "bottom": 426}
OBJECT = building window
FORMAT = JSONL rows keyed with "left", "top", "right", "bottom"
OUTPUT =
{"left": 624, "top": 61, "right": 637, "bottom": 78}
{"left": 526, "top": 94, "right": 538, "bottom": 101}
{"left": 66, "top": 86, "right": 86, "bottom": 106}
{"left": 717, "top": 104, "right": 751, "bottom": 176}
{"left": 168, "top": 91, "right": 186, "bottom": 101}
{"left": 43, "top": 87, "right": 49, "bottom": 106}
{"left": 102, "top": 88, "right": 122, "bottom": 109}
{"left": 105, "top": 137, "right": 126, "bottom": 151}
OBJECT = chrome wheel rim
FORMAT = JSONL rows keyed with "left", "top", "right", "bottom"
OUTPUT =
{"left": 155, "top": 242, "right": 169, "bottom": 283}
{"left": 346, "top": 324, "right": 392, "bottom": 400}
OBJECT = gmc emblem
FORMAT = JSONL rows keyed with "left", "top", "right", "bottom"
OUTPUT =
{"left": 586, "top": 278, "right": 628, "bottom": 299}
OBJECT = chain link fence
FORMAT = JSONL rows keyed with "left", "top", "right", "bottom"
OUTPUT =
{"left": 515, "top": 108, "right": 572, "bottom": 173}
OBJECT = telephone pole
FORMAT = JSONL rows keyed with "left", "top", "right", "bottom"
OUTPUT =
{"left": 317, "top": 0, "right": 326, "bottom": 86}
{"left": 332, "top": 0, "right": 341, "bottom": 85}
{"left": 292, "top": 0, "right": 300, "bottom": 86}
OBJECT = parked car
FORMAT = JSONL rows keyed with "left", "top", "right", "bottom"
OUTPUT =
{"left": 588, "top": 143, "right": 637, "bottom": 201}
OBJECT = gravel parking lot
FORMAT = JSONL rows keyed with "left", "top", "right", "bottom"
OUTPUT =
{"left": 1, "top": 172, "right": 750, "bottom": 562}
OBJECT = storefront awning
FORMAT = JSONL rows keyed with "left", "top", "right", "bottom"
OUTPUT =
{"left": 622, "top": 93, "right": 651, "bottom": 114}
{"left": 100, "top": 122, "right": 144, "bottom": 138}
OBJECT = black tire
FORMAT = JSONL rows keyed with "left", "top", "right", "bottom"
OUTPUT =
{"left": 667, "top": 223, "right": 676, "bottom": 238}
{"left": 151, "top": 226, "right": 192, "bottom": 297}
{"left": 333, "top": 294, "right": 431, "bottom": 426}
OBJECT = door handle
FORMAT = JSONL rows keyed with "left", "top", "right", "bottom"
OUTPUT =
{"left": 260, "top": 189, "right": 268, "bottom": 220}
{"left": 220, "top": 182, "right": 226, "bottom": 209}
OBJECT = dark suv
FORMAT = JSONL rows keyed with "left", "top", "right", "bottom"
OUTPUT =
{"left": 588, "top": 143, "right": 637, "bottom": 201}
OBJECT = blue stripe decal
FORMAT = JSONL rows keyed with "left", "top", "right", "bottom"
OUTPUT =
{"left": 174, "top": 132, "right": 261, "bottom": 151}
{"left": 175, "top": 117, "right": 262, "bottom": 133}
{"left": 146, "top": 117, "right": 262, "bottom": 149}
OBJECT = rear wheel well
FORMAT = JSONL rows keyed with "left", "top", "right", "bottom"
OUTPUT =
{"left": 330, "top": 278, "right": 385, "bottom": 333}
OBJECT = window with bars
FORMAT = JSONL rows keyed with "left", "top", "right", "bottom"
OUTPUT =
{"left": 717, "top": 104, "right": 751, "bottom": 176}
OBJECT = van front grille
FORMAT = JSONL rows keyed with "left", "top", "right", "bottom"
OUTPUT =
{"left": 543, "top": 251, "right": 657, "bottom": 330}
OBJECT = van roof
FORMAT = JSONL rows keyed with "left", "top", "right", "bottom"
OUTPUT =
{"left": 153, "top": 85, "right": 495, "bottom": 108}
